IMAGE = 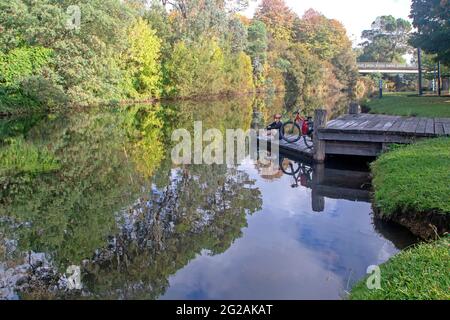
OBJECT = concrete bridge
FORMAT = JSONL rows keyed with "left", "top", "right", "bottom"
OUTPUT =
{"left": 358, "top": 62, "right": 419, "bottom": 74}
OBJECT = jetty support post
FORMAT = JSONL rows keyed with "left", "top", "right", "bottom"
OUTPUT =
{"left": 313, "top": 109, "right": 327, "bottom": 163}
{"left": 349, "top": 102, "right": 361, "bottom": 115}
{"left": 311, "top": 163, "right": 325, "bottom": 212}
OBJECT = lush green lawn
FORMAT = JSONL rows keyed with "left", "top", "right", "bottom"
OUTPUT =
{"left": 360, "top": 94, "right": 450, "bottom": 300}
{"left": 350, "top": 236, "right": 450, "bottom": 300}
{"left": 372, "top": 137, "right": 450, "bottom": 217}
{"left": 362, "top": 132, "right": 449, "bottom": 300}
{"left": 365, "top": 92, "right": 450, "bottom": 118}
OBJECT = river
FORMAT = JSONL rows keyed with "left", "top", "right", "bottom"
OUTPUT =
{"left": 0, "top": 93, "right": 417, "bottom": 299}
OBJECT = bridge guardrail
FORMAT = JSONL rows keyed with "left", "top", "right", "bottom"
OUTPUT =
{"left": 357, "top": 62, "right": 418, "bottom": 70}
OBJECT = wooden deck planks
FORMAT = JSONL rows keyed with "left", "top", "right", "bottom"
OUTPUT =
{"left": 425, "top": 118, "right": 435, "bottom": 135}
{"left": 435, "top": 122, "right": 445, "bottom": 136}
{"left": 415, "top": 118, "right": 428, "bottom": 134}
{"left": 399, "top": 118, "right": 418, "bottom": 133}
{"left": 371, "top": 116, "right": 402, "bottom": 132}
{"left": 435, "top": 118, "right": 450, "bottom": 136}
{"left": 345, "top": 120, "right": 372, "bottom": 131}
{"left": 402, "top": 117, "right": 421, "bottom": 134}
{"left": 321, "top": 114, "right": 450, "bottom": 137}
{"left": 443, "top": 123, "right": 450, "bottom": 135}
{"left": 387, "top": 118, "right": 405, "bottom": 133}
{"left": 320, "top": 114, "right": 450, "bottom": 147}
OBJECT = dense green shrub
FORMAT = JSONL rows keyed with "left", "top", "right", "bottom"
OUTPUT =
{"left": 120, "top": 18, "right": 162, "bottom": 99}
{"left": 0, "top": 47, "right": 53, "bottom": 88}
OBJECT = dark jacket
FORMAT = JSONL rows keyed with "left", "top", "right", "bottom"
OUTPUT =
{"left": 266, "top": 121, "right": 283, "bottom": 131}
{"left": 266, "top": 121, "right": 283, "bottom": 138}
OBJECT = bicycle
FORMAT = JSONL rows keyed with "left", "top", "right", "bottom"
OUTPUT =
{"left": 279, "top": 156, "right": 313, "bottom": 188}
{"left": 280, "top": 110, "right": 314, "bottom": 148}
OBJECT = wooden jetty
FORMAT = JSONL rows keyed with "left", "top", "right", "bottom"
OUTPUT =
{"left": 258, "top": 104, "right": 450, "bottom": 162}
{"left": 318, "top": 113, "right": 450, "bottom": 158}
{"left": 257, "top": 135, "right": 314, "bottom": 161}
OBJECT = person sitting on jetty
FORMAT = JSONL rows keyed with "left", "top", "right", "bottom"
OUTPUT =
{"left": 266, "top": 114, "right": 283, "bottom": 138}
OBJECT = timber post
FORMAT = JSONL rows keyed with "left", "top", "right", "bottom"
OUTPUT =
{"left": 311, "top": 163, "right": 325, "bottom": 212}
{"left": 313, "top": 109, "right": 327, "bottom": 163}
{"left": 349, "top": 102, "right": 361, "bottom": 115}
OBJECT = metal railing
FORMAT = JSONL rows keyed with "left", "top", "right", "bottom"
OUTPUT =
{"left": 357, "top": 62, "right": 418, "bottom": 70}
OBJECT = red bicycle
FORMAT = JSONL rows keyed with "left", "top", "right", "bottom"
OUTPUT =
{"left": 280, "top": 110, "right": 314, "bottom": 148}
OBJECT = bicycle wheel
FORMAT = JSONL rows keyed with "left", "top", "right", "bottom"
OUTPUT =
{"left": 281, "top": 121, "right": 302, "bottom": 143}
{"left": 279, "top": 157, "right": 301, "bottom": 176}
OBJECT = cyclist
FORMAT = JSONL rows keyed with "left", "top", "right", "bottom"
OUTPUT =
{"left": 266, "top": 114, "right": 283, "bottom": 138}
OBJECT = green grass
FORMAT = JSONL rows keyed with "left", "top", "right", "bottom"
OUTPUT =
{"left": 365, "top": 92, "right": 450, "bottom": 117}
{"left": 350, "top": 236, "right": 450, "bottom": 300}
{"left": 372, "top": 137, "right": 450, "bottom": 217}
{"left": 360, "top": 92, "right": 450, "bottom": 300}
{"left": 0, "top": 137, "right": 60, "bottom": 175}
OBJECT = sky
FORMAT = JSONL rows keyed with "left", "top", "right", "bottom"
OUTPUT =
{"left": 243, "top": 0, "right": 413, "bottom": 46}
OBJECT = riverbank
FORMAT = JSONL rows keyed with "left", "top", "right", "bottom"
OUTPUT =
{"left": 350, "top": 236, "right": 450, "bottom": 300}
{"left": 363, "top": 92, "right": 450, "bottom": 117}
{"left": 350, "top": 93, "right": 450, "bottom": 300}
{"left": 363, "top": 93, "right": 450, "bottom": 238}
{"left": 371, "top": 137, "right": 450, "bottom": 239}
{"left": 0, "top": 91, "right": 256, "bottom": 117}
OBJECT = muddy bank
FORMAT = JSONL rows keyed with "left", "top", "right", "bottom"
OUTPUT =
{"left": 373, "top": 207, "right": 449, "bottom": 240}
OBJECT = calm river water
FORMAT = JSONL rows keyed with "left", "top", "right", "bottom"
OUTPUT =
{"left": 0, "top": 94, "right": 417, "bottom": 299}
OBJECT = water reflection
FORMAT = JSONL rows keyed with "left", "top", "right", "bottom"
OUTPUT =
{"left": 160, "top": 155, "right": 417, "bottom": 300}
{"left": 0, "top": 93, "right": 417, "bottom": 300}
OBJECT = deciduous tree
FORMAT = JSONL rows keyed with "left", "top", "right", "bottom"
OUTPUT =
{"left": 359, "top": 15, "right": 412, "bottom": 63}
{"left": 409, "top": 0, "right": 450, "bottom": 65}
{"left": 254, "top": 0, "right": 296, "bottom": 42}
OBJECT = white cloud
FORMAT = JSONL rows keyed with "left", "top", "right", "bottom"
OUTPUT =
{"left": 244, "top": 0, "right": 412, "bottom": 46}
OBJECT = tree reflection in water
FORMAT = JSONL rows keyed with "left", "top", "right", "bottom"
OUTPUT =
{"left": 3, "top": 92, "right": 407, "bottom": 300}
{"left": 81, "top": 164, "right": 262, "bottom": 300}
{"left": 0, "top": 98, "right": 263, "bottom": 299}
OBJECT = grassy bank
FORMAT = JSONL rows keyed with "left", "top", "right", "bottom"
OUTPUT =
{"left": 354, "top": 93, "right": 450, "bottom": 300}
{"left": 364, "top": 92, "right": 450, "bottom": 117}
{"left": 372, "top": 137, "right": 450, "bottom": 217}
{"left": 350, "top": 236, "right": 450, "bottom": 300}
{"left": 368, "top": 92, "right": 450, "bottom": 237}
{"left": 371, "top": 137, "right": 450, "bottom": 238}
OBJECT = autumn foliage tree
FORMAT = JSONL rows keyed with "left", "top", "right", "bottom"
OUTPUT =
{"left": 252, "top": 1, "right": 358, "bottom": 100}
{"left": 254, "top": 0, "right": 296, "bottom": 42}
